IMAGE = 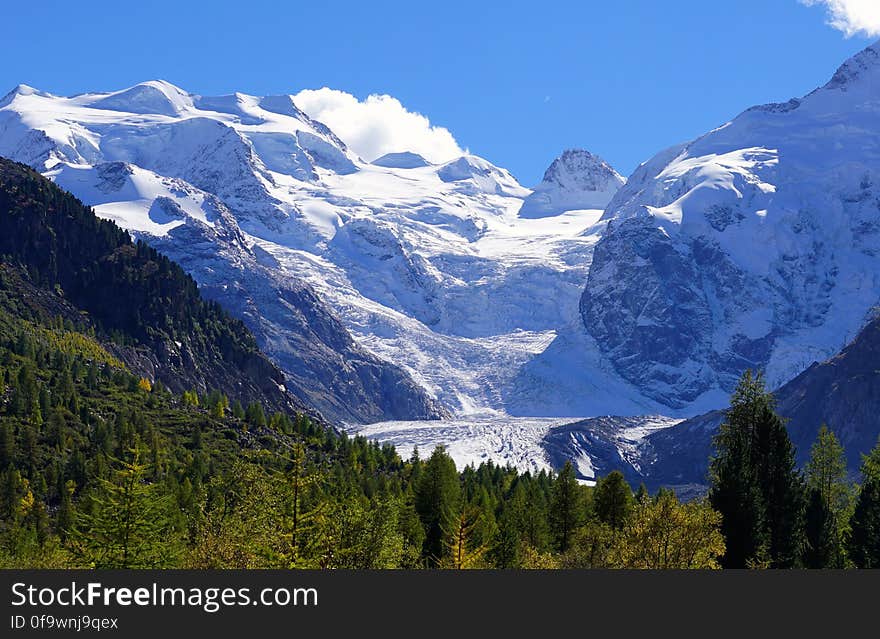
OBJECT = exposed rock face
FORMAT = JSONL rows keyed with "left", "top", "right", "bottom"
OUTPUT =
{"left": 146, "top": 211, "right": 447, "bottom": 424}
{"left": 519, "top": 149, "right": 624, "bottom": 218}
{"left": 637, "top": 315, "right": 880, "bottom": 488}
{"left": 581, "top": 41, "right": 880, "bottom": 409}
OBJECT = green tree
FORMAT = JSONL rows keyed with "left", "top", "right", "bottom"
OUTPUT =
{"left": 245, "top": 402, "right": 266, "bottom": 429}
{"left": 549, "top": 461, "right": 586, "bottom": 553}
{"left": 594, "top": 471, "right": 634, "bottom": 530}
{"left": 69, "top": 451, "right": 178, "bottom": 568}
{"left": 414, "top": 447, "right": 461, "bottom": 566}
{"left": 181, "top": 390, "right": 199, "bottom": 408}
{"left": 709, "top": 371, "right": 805, "bottom": 568}
{"left": 617, "top": 492, "right": 725, "bottom": 569}
{"left": 509, "top": 478, "right": 550, "bottom": 552}
{"left": 804, "top": 425, "right": 850, "bottom": 567}
{"left": 849, "top": 440, "right": 880, "bottom": 568}
{"left": 803, "top": 488, "right": 837, "bottom": 569}
{"left": 491, "top": 506, "right": 521, "bottom": 568}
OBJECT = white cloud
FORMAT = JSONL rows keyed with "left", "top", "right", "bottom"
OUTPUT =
{"left": 292, "top": 88, "right": 464, "bottom": 164}
{"left": 801, "top": 0, "right": 880, "bottom": 37}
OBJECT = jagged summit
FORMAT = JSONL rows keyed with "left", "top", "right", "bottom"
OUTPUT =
{"left": 519, "top": 148, "right": 624, "bottom": 218}
{"left": 824, "top": 39, "right": 880, "bottom": 91}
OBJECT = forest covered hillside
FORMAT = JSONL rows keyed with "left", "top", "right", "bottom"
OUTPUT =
{"left": 0, "top": 158, "right": 305, "bottom": 416}
{"left": 1, "top": 157, "right": 879, "bottom": 570}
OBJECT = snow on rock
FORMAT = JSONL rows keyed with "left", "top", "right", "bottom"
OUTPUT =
{"left": 436, "top": 155, "right": 530, "bottom": 198}
{"left": 89, "top": 80, "right": 194, "bottom": 116}
{"left": 0, "top": 78, "right": 723, "bottom": 433}
{"left": 519, "top": 149, "right": 625, "bottom": 218}
{"left": 582, "top": 39, "right": 880, "bottom": 408}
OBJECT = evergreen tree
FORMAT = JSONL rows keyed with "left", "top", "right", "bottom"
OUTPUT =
{"left": 491, "top": 507, "right": 521, "bottom": 568}
{"left": 245, "top": 402, "right": 266, "bottom": 429}
{"left": 849, "top": 440, "right": 880, "bottom": 568}
{"left": 70, "top": 450, "right": 177, "bottom": 568}
{"left": 549, "top": 461, "right": 586, "bottom": 553}
{"left": 594, "top": 471, "right": 633, "bottom": 530}
{"left": 804, "top": 425, "right": 850, "bottom": 567}
{"left": 0, "top": 422, "right": 13, "bottom": 468}
{"left": 414, "top": 447, "right": 460, "bottom": 566}
{"left": 803, "top": 488, "right": 836, "bottom": 569}
{"left": 709, "top": 371, "right": 805, "bottom": 568}
{"left": 509, "top": 478, "right": 550, "bottom": 551}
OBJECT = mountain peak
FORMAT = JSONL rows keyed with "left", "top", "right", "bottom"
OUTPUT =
{"left": 0, "top": 84, "right": 51, "bottom": 107}
{"left": 519, "top": 149, "right": 624, "bottom": 218}
{"left": 90, "top": 80, "right": 193, "bottom": 116}
{"left": 824, "top": 40, "right": 880, "bottom": 91}
{"left": 541, "top": 149, "right": 623, "bottom": 188}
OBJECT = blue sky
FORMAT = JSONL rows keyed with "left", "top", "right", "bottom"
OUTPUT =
{"left": 1, "top": 0, "right": 876, "bottom": 184}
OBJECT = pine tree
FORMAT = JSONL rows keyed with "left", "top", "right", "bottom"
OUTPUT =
{"left": 549, "top": 461, "right": 586, "bottom": 553}
{"left": 804, "top": 425, "right": 850, "bottom": 567}
{"left": 414, "top": 447, "right": 460, "bottom": 566}
{"left": 491, "top": 507, "right": 521, "bottom": 568}
{"left": 245, "top": 402, "right": 266, "bottom": 429}
{"left": 709, "top": 371, "right": 805, "bottom": 568}
{"left": 594, "top": 471, "right": 634, "bottom": 530}
{"left": 69, "top": 450, "right": 177, "bottom": 568}
{"left": 0, "top": 422, "right": 13, "bottom": 468}
{"left": 849, "top": 440, "right": 880, "bottom": 568}
{"left": 281, "top": 444, "right": 323, "bottom": 567}
{"left": 509, "top": 478, "right": 550, "bottom": 551}
{"left": 803, "top": 488, "right": 836, "bottom": 569}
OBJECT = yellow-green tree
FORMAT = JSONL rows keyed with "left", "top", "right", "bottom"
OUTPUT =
{"left": 617, "top": 491, "right": 725, "bottom": 569}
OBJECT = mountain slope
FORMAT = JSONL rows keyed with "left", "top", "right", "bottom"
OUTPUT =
{"left": 0, "top": 82, "right": 655, "bottom": 422}
{"left": 640, "top": 312, "right": 880, "bottom": 488}
{"left": 0, "top": 157, "right": 305, "bottom": 416}
{"left": 0, "top": 83, "right": 446, "bottom": 423}
{"left": 582, "top": 40, "right": 880, "bottom": 409}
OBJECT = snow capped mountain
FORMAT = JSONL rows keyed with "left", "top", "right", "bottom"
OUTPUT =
{"left": 519, "top": 149, "right": 625, "bottom": 218}
{"left": 582, "top": 40, "right": 880, "bottom": 409}
{"left": 1, "top": 79, "right": 659, "bottom": 431}
{"left": 8, "top": 38, "right": 876, "bottom": 474}
{"left": 0, "top": 81, "right": 445, "bottom": 423}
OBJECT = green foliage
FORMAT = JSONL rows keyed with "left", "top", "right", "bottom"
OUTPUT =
{"left": 415, "top": 447, "right": 461, "bottom": 566}
{"left": 69, "top": 450, "right": 178, "bottom": 568}
{"left": 849, "top": 439, "right": 880, "bottom": 568}
{"left": 709, "top": 371, "right": 805, "bottom": 568}
{"left": 0, "top": 158, "right": 263, "bottom": 377}
{"left": 594, "top": 470, "right": 634, "bottom": 530}
{"left": 549, "top": 461, "right": 587, "bottom": 553}
{"left": 615, "top": 492, "right": 725, "bottom": 569}
{"left": 804, "top": 425, "right": 851, "bottom": 567}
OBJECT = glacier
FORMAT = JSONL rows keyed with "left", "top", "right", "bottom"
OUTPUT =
{"left": 3, "top": 40, "right": 879, "bottom": 475}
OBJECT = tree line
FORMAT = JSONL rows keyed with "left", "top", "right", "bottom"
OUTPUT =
{"left": 1, "top": 282, "right": 878, "bottom": 568}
